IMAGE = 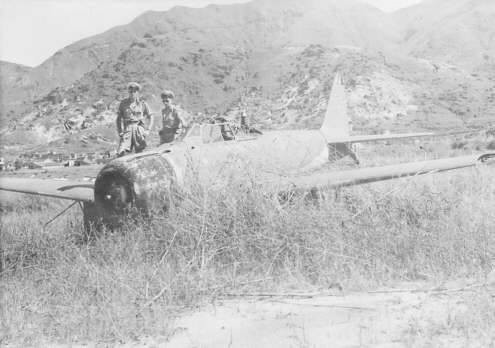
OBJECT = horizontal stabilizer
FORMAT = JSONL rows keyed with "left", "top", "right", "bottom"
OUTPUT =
{"left": 327, "top": 132, "right": 434, "bottom": 144}
{"left": 273, "top": 153, "right": 495, "bottom": 191}
{"left": 320, "top": 74, "right": 433, "bottom": 144}
{"left": 0, "top": 177, "right": 94, "bottom": 202}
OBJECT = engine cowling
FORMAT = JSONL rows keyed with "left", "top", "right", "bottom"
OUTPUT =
{"left": 91, "top": 152, "right": 178, "bottom": 228}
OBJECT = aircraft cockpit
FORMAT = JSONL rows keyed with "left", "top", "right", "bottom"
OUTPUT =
{"left": 184, "top": 122, "right": 260, "bottom": 144}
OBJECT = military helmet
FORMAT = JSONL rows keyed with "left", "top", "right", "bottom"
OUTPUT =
{"left": 161, "top": 90, "right": 175, "bottom": 99}
{"left": 127, "top": 82, "right": 141, "bottom": 91}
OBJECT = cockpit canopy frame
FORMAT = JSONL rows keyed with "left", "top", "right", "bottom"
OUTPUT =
{"left": 184, "top": 122, "right": 258, "bottom": 144}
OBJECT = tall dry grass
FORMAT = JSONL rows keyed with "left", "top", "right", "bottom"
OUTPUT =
{"left": 1, "top": 153, "right": 494, "bottom": 345}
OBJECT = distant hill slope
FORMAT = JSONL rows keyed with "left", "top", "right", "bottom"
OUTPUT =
{"left": 1, "top": 0, "right": 393, "bottom": 110}
{"left": 0, "top": 61, "right": 36, "bottom": 126}
{"left": 394, "top": 0, "right": 495, "bottom": 67}
{"left": 1, "top": 0, "right": 494, "bottom": 156}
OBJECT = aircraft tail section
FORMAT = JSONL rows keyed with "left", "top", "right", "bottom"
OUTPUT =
{"left": 319, "top": 73, "right": 350, "bottom": 142}
{"left": 319, "top": 73, "right": 435, "bottom": 165}
{"left": 319, "top": 73, "right": 358, "bottom": 164}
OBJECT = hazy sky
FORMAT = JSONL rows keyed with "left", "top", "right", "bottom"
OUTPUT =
{"left": 0, "top": 0, "right": 422, "bottom": 67}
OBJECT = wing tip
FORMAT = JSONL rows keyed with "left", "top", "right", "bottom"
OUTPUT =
{"left": 478, "top": 153, "right": 495, "bottom": 163}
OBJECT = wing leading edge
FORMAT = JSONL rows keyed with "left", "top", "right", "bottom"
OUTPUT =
{"left": 0, "top": 177, "right": 94, "bottom": 202}
{"left": 274, "top": 153, "right": 495, "bottom": 191}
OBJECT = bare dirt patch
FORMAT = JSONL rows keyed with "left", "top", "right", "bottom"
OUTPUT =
{"left": 161, "top": 281, "right": 494, "bottom": 348}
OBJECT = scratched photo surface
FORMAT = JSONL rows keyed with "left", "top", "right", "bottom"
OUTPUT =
{"left": 1, "top": 0, "right": 495, "bottom": 346}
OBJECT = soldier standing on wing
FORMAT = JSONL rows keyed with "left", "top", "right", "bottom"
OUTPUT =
{"left": 159, "top": 90, "right": 186, "bottom": 144}
{"left": 116, "top": 82, "right": 153, "bottom": 157}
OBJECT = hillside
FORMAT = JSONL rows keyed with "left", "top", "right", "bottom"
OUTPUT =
{"left": 1, "top": 0, "right": 494, "bottom": 157}
{"left": 0, "top": 0, "right": 392, "bottom": 114}
{"left": 0, "top": 61, "right": 36, "bottom": 127}
{"left": 394, "top": 0, "right": 495, "bottom": 67}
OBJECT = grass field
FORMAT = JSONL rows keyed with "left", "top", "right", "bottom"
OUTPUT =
{"left": 1, "top": 141, "right": 494, "bottom": 346}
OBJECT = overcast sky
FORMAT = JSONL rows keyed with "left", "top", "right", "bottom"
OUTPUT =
{"left": 0, "top": 0, "right": 422, "bottom": 67}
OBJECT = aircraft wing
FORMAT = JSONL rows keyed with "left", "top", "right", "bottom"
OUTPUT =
{"left": 0, "top": 177, "right": 94, "bottom": 202}
{"left": 326, "top": 132, "right": 433, "bottom": 144}
{"left": 274, "top": 153, "right": 495, "bottom": 191}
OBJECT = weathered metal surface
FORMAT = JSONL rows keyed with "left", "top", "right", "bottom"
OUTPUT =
{"left": 182, "top": 130, "right": 328, "bottom": 180}
{"left": 93, "top": 150, "right": 177, "bottom": 226}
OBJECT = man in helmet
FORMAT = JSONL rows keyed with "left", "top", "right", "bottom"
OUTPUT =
{"left": 159, "top": 90, "right": 186, "bottom": 144}
{"left": 116, "top": 82, "right": 154, "bottom": 157}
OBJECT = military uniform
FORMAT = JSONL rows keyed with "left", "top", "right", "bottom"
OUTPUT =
{"left": 160, "top": 104, "right": 185, "bottom": 144}
{"left": 116, "top": 97, "right": 152, "bottom": 155}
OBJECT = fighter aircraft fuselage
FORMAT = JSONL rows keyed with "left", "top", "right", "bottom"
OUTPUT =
{"left": 92, "top": 127, "right": 328, "bottom": 228}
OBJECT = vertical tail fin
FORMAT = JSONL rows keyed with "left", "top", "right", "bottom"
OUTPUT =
{"left": 320, "top": 73, "right": 350, "bottom": 141}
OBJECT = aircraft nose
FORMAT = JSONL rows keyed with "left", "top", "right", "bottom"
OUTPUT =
{"left": 94, "top": 170, "right": 134, "bottom": 228}
{"left": 93, "top": 153, "right": 178, "bottom": 229}
{"left": 103, "top": 181, "right": 130, "bottom": 209}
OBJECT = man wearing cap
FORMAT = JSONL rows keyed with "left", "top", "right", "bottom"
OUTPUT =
{"left": 159, "top": 90, "right": 186, "bottom": 144}
{"left": 116, "top": 82, "right": 153, "bottom": 156}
